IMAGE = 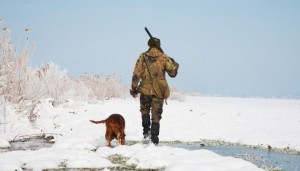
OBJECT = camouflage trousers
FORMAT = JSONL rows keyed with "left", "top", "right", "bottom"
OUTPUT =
{"left": 140, "top": 94, "right": 164, "bottom": 123}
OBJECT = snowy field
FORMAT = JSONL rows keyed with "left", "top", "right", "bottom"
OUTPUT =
{"left": 0, "top": 95, "right": 300, "bottom": 171}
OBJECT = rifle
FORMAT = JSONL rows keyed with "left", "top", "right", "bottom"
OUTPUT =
{"left": 144, "top": 27, "right": 164, "bottom": 53}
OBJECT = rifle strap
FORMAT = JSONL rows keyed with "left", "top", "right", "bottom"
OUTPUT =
{"left": 143, "top": 54, "right": 153, "bottom": 84}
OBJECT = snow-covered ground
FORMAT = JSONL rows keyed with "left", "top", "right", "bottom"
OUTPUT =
{"left": 1, "top": 95, "right": 300, "bottom": 171}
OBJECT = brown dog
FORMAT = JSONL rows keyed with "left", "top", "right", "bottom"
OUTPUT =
{"left": 90, "top": 114, "right": 125, "bottom": 147}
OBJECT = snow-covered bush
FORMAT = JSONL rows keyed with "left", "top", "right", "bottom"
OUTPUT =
{"left": 169, "top": 88, "right": 186, "bottom": 102}
{"left": 0, "top": 20, "right": 34, "bottom": 103}
{"left": 29, "top": 62, "right": 69, "bottom": 101}
{"left": 63, "top": 77, "right": 92, "bottom": 101}
{"left": 79, "top": 74, "right": 124, "bottom": 100}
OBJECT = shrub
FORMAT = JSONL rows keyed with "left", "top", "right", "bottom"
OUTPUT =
{"left": 0, "top": 20, "right": 34, "bottom": 103}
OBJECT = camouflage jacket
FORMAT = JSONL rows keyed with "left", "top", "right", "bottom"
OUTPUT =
{"left": 131, "top": 47, "right": 179, "bottom": 96}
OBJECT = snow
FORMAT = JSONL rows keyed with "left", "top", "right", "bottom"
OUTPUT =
{"left": 97, "top": 144, "right": 261, "bottom": 171}
{"left": 1, "top": 95, "right": 300, "bottom": 170}
{"left": 0, "top": 140, "right": 10, "bottom": 148}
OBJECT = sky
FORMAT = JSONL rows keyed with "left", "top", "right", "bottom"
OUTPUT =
{"left": 1, "top": 0, "right": 300, "bottom": 98}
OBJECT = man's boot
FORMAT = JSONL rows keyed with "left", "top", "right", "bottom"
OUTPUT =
{"left": 151, "top": 122, "right": 160, "bottom": 145}
{"left": 142, "top": 114, "right": 151, "bottom": 139}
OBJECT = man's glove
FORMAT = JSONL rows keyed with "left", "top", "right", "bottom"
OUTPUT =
{"left": 130, "top": 88, "right": 138, "bottom": 98}
{"left": 169, "top": 57, "right": 175, "bottom": 63}
{"left": 168, "top": 57, "right": 179, "bottom": 77}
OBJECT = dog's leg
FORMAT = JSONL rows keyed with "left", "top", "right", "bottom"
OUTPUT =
{"left": 116, "top": 132, "right": 125, "bottom": 145}
{"left": 105, "top": 129, "right": 113, "bottom": 147}
{"left": 116, "top": 133, "right": 122, "bottom": 145}
{"left": 107, "top": 140, "right": 111, "bottom": 147}
{"left": 120, "top": 133, "right": 125, "bottom": 145}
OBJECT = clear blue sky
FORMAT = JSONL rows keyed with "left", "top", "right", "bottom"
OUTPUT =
{"left": 1, "top": 0, "right": 300, "bottom": 98}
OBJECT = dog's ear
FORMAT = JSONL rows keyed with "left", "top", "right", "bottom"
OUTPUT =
{"left": 90, "top": 120, "right": 96, "bottom": 123}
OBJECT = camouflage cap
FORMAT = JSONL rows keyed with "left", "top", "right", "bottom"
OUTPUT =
{"left": 148, "top": 37, "right": 161, "bottom": 47}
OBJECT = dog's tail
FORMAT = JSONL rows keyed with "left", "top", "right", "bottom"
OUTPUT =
{"left": 89, "top": 119, "right": 106, "bottom": 124}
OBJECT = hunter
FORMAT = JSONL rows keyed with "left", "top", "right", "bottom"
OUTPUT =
{"left": 130, "top": 37, "right": 179, "bottom": 145}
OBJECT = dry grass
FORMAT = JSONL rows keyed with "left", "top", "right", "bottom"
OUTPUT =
{"left": 0, "top": 21, "right": 34, "bottom": 103}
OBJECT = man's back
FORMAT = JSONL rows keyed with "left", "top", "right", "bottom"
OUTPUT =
{"left": 132, "top": 47, "right": 179, "bottom": 97}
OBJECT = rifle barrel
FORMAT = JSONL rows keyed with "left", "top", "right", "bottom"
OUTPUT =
{"left": 145, "top": 27, "right": 153, "bottom": 39}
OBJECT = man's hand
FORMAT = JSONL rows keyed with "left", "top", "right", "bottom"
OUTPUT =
{"left": 130, "top": 88, "right": 138, "bottom": 98}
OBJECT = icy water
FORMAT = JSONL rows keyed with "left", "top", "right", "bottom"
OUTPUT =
{"left": 167, "top": 143, "right": 300, "bottom": 171}
{"left": 2, "top": 137, "right": 300, "bottom": 171}
{"left": 0, "top": 135, "right": 54, "bottom": 152}
{"left": 9, "top": 136, "right": 54, "bottom": 151}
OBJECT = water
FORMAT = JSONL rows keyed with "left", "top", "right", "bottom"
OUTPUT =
{"left": 0, "top": 135, "right": 54, "bottom": 152}
{"left": 2, "top": 137, "right": 300, "bottom": 171}
{"left": 10, "top": 136, "right": 54, "bottom": 151}
{"left": 167, "top": 143, "right": 300, "bottom": 171}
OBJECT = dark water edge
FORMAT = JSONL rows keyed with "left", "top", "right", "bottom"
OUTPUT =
{"left": 157, "top": 141, "right": 300, "bottom": 171}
